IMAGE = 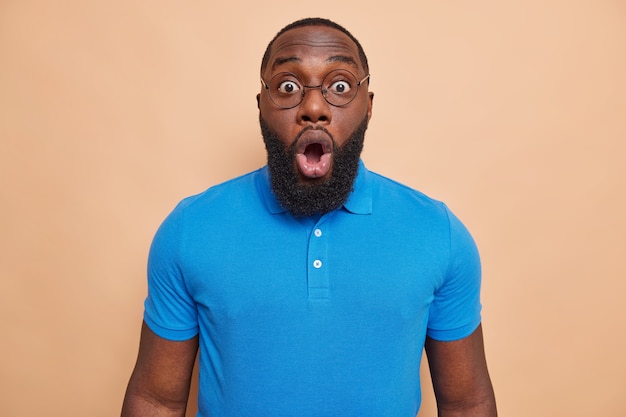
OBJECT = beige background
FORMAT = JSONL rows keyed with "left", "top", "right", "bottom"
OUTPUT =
{"left": 1, "top": 1, "right": 625, "bottom": 416}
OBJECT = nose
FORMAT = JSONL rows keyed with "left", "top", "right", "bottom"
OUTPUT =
{"left": 296, "top": 85, "right": 331, "bottom": 125}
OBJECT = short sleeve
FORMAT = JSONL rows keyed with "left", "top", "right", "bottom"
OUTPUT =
{"left": 143, "top": 202, "right": 199, "bottom": 341}
{"left": 426, "top": 205, "right": 482, "bottom": 341}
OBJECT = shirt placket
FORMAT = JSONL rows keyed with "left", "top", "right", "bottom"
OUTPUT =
{"left": 307, "top": 219, "right": 329, "bottom": 300}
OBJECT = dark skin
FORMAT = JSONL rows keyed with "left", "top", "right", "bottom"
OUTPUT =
{"left": 256, "top": 26, "right": 374, "bottom": 184}
{"left": 122, "top": 323, "right": 198, "bottom": 417}
{"left": 426, "top": 325, "right": 497, "bottom": 416}
{"left": 122, "top": 25, "right": 496, "bottom": 416}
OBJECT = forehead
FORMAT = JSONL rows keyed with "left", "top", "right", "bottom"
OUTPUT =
{"left": 266, "top": 26, "right": 362, "bottom": 75}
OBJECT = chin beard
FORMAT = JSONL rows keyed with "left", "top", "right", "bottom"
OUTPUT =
{"left": 260, "top": 116, "right": 368, "bottom": 217}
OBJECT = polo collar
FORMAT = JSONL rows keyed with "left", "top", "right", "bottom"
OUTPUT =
{"left": 258, "top": 160, "right": 373, "bottom": 216}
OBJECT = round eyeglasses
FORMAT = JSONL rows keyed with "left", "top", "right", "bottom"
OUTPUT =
{"left": 261, "top": 69, "right": 370, "bottom": 109}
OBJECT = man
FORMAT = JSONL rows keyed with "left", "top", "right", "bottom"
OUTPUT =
{"left": 122, "top": 17, "right": 497, "bottom": 417}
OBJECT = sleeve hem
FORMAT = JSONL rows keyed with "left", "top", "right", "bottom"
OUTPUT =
{"left": 426, "top": 317, "right": 481, "bottom": 342}
{"left": 144, "top": 313, "right": 199, "bottom": 341}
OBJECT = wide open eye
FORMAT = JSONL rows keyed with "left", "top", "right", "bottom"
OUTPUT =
{"left": 276, "top": 80, "right": 301, "bottom": 94}
{"left": 328, "top": 80, "right": 352, "bottom": 95}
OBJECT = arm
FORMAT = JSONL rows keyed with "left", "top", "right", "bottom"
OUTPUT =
{"left": 424, "top": 324, "right": 497, "bottom": 416}
{"left": 121, "top": 321, "right": 199, "bottom": 417}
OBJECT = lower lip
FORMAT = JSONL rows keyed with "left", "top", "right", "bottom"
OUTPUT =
{"left": 296, "top": 152, "right": 332, "bottom": 178}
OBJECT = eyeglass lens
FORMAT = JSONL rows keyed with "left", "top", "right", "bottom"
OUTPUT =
{"left": 266, "top": 69, "right": 363, "bottom": 109}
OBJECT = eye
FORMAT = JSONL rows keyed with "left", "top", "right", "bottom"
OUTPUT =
{"left": 328, "top": 80, "right": 352, "bottom": 95}
{"left": 277, "top": 80, "right": 301, "bottom": 94}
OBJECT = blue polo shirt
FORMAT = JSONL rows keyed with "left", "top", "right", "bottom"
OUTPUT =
{"left": 144, "top": 161, "right": 482, "bottom": 417}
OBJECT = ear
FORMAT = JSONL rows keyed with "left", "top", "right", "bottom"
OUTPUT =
{"left": 366, "top": 91, "right": 374, "bottom": 122}
{"left": 256, "top": 93, "right": 261, "bottom": 109}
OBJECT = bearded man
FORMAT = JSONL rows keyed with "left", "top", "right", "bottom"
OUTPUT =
{"left": 122, "top": 17, "right": 497, "bottom": 417}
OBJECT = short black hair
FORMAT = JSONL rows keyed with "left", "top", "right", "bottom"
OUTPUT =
{"left": 260, "top": 17, "right": 369, "bottom": 75}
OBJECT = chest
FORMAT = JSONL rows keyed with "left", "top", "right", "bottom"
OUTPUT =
{"left": 180, "top": 210, "right": 449, "bottom": 323}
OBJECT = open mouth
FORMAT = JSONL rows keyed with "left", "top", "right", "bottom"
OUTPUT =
{"left": 295, "top": 133, "right": 333, "bottom": 179}
{"left": 304, "top": 143, "right": 325, "bottom": 163}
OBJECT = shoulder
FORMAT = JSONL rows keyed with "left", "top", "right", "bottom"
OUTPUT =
{"left": 149, "top": 168, "right": 270, "bottom": 259}
{"left": 172, "top": 168, "right": 264, "bottom": 215}
{"left": 364, "top": 167, "right": 476, "bottom": 247}
{"left": 153, "top": 168, "right": 267, "bottom": 240}
{"left": 366, "top": 168, "right": 449, "bottom": 216}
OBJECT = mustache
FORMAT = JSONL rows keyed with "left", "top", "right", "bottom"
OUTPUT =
{"left": 290, "top": 125, "right": 336, "bottom": 148}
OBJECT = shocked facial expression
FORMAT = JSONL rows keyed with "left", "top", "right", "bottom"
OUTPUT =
{"left": 258, "top": 25, "right": 374, "bottom": 184}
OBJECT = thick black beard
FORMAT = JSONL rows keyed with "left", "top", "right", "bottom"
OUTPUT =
{"left": 260, "top": 116, "right": 368, "bottom": 217}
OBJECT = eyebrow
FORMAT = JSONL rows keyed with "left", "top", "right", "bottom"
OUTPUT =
{"left": 272, "top": 56, "right": 301, "bottom": 70}
{"left": 271, "top": 55, "right": 359, "bottom": 71}
{"left": 326, "top": 55, "right": 358, "bottom": 68}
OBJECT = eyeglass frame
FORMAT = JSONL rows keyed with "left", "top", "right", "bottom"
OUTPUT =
{"left": 260, "top": 69, "right": 370, "bottom": 109}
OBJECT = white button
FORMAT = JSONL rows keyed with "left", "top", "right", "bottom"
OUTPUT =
{"left": 314, "top": 229, "right": 322, "bottom": 237}
{"left": 313, "top": 259, "right": 322, "bottom": 269}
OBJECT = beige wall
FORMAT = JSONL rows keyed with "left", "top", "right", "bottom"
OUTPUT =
{"left": 1, "top": 1, "right": 625, "bottom": 416}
